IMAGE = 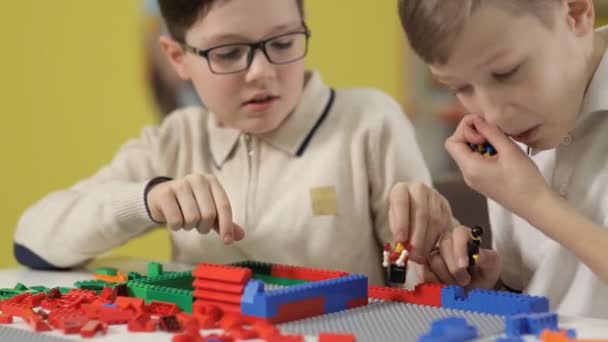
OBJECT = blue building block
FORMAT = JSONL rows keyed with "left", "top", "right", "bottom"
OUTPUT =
{"left": 241, "top": 274, "right": 368, "bottom": 319}
{"left": 419, "top": 317, "right": 478, "bottom": 342}
{"left": 441, "top": 286, "right": 549, "bottom": 316}
{"left": 526, "top": 312, "right": 558, "bottom": 335}
{"left": 495, "top": 337, "right": 524, "bottom": 342}
{"left": 505, "top": 312, "right": 558, "bottom": 337}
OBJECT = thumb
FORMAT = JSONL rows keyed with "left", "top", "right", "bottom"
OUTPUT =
{"left": 473, "top": 117, "right": 519, "bottom": 155}
{"left": 232, "top": 223, "right": 246, "bottom": 241}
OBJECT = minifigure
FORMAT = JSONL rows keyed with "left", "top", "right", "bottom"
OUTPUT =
{"left": 382, "top": 242, "right": 410, "bottom": 284}
{"left": 467, "top": 225, "right": 483, "bottom": 272}
{"left": 468, "top": 142, "right": 497, "bottom": 157}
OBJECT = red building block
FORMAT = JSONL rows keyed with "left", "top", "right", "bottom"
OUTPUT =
{"left": 273, "top": 296, "right": 325, "bottom": 323}
{"left": 128, "top": 312, "right": 157, "bottom": 332}
{"left": 159, "top": 314, "right": 182, "bottom": 332}
{"left": 193, "top": 264, "right": 252, "bottom": 283}
{"left": 80, "top": 320, "right": 108, "bottom": 338}
{"left": 368, "top": 283, "right": 443, "bottom": 307}
{"left": 147, "top": 300, "right": 181, "bottom": 316}
{"left": 271, "top": 264, "right": 349, "bottom": 281}
{"left": 0, "top": 315, "right": 13, "bottom": 324}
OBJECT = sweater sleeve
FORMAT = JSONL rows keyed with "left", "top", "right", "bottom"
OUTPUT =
{"left": 365, "top": 91, "right": 433, "bottom": 247}
{"left": 13, "top": 111, "right": 190, "bottom": 269}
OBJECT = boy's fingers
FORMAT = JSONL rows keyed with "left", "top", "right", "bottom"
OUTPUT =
{"left": 174, "top": 186, "right": 200, "bottom": 230}
{"left": 190, "top": 178, "right": 216, "bottom": 234}
{"left": 232, "top": 223, "right": 246, "bottom": 241}
{"left": 207, "top": 175, "right": 235, "bottom": 244}
{"left": 427, "top": 250, "right": 458, "bottom": 284}
{"left": 473, "top": 116, "right": 517, "bottom": 153}
{"left": 163, "top": 189, "right": 184, "bottom": 231}
{"left": 389, "top": 183, "right": 411, "bottom": 242}
{"left": 409, "top": 185, "right": 429, "bottom": 263}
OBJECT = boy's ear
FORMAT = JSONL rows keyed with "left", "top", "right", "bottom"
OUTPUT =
{"left": 159, "top": 36, "right": 191, "bottom": 80}
{"left": 564, "top": 0, "right": 595, "bottom": 36}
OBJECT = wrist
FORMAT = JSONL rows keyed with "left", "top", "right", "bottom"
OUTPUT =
{"left": 144, "top": 176, "right": 172, "bottom": 224}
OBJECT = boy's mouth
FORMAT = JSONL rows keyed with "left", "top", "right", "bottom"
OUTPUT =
{"left": 243, "top": 94, "right": 280, "bottom": 105}
{"left": 511, "top": 125, "right": 541, "bottom": 142}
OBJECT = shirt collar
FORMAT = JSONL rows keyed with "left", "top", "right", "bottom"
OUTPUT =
{"left": 208, "top": 70, "right": 333, "bottom": 166}
{"left": 574, "top": 27, "right": 608, "bottom": 132}
{"left": 529, "top": 27, "right": 608, "bottom": 156}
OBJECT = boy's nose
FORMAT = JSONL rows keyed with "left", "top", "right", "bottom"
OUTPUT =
{"left": 246, "top": 50, "right": 275, "bottom": 83}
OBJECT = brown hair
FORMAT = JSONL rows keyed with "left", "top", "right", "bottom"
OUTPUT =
{"left": 158, "top": 0, "right": 305, "bottom": 42}
{"left": 397, "top": 0, "right": 557, "bottom": 64}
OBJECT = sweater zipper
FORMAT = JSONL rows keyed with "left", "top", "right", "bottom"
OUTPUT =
{"left": 244, "top": 134, "right": 253, "bottom": 226}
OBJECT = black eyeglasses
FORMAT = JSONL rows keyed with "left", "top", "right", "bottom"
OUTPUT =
{"left": 181, "top": 23, "right": 311, "bottom": 75}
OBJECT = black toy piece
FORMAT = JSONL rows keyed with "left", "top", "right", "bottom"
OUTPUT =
{"left": 467, "top": 225, "right": 483, "bottom": 272}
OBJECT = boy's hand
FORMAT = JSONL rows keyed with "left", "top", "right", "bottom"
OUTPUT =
{"left": 389, "top": 182, "right": 454, "bottom": 263}
{"left": 146, "top": 174, "right": 245, "bottom": 244}
{"left": 422, "top": 225, "right": 501, "bottom": 288}
{"left": 445, "top": 115, "right": 550, "bottom": 217}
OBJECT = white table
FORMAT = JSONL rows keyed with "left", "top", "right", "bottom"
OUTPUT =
{"left": 1, "top": 258, "right": 607, "bottom": 341}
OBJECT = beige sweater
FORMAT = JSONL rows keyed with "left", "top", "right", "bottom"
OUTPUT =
{"left": 14, "top": 70, "right": 431, "bottom": 285}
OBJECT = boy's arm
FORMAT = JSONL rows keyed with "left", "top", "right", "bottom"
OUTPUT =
{"left": 364, "top": 92, "right": 433, "bottom": 249}
{"left": 524, "top": 187, "right": 608, "bottom": 285}
{"left": 13, "top": 113, "right": 186, "bottom": 269}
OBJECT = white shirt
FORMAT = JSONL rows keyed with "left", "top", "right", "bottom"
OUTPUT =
{"left": 491, "top": 28, "right": 608, "bottom": 319}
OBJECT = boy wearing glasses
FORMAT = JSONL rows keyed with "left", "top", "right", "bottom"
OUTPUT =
{"left": 14, "top": 0, "right": 452, "bottom": 285}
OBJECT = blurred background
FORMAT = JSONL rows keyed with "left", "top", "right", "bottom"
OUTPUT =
{"left": 2, "top": 1, "right": 608, "bottom": 268}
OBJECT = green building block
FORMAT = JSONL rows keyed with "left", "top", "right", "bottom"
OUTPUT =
{"left": 27, "top": 286, "right": 51, "bottom": 294}
{"left": 13, "top": 283, "right": 28, "bottom": 291}
{"left": 147, "top": 262, "right": 163, "bottom": 277}
{"left": 126, "top": 271, "right": 194, "bottom": 313}
{"left": 128, "top": 271, "right": 145, "bottom": 280}
{"left": 146, "top": 285, "right": 192, "bottom": 313}
{"left": 95, "top": 267, "right": 118, "bottom": 276}
{"left": 59, "top": 287, "right": 73, "bottom": 294}
{"left": 74, "top": 280, "right": 114, "bottom": 293}
{"left": 0, "top": 289, "right": 22, "bottom": 300}
{"left": 253, "top": 274, "right": 308, "bottom": 286}
{"left": 231, "top": 260, "right": 272, "bottom": 275}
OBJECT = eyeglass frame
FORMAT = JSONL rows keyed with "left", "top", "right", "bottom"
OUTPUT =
{"left": 179, "top": 22, "right": 311, "bottom": 75}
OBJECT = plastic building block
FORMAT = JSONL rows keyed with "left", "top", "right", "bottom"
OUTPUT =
{"left": 193, "top": 264, "right": 253, "bottom": 283}
{"left": 318, "top": 332, "right": 357, "bottom": 342}
{"left": 94, "top": 272, "right": 128, "bottom": 283}
{"left": 469, "top": 142, "right": 497, "bottom": 157}
{"left": 0, "top": 315, "right": 13, "bottom": 324}
{"left": 539, "top": 328, "right": 579, "bottom": 342}
{"left": 419, "top": 317, "right": 478, "bottom": 342}
{"left": 241, "top": 274, "right": 367, "bottom": 322}
{"left": 270, "top": 264, "right": 349, "bottom": 281}
{"left": 368, "top": 283, "right": 444, "bottom": 307}
{"left": 80, "top": 320, "right": 107, "bottom": 338}
{"left": 74, "top": 280, "right": 111, "bottom": 293}
{"left": 148, "top": 262, "right": 164, "bottom": 277}
{"left": 230, "top": 260, "right": 273, "bottom": 275}
{"left": 252, "top": 274, "right": 309, "bottom": 286}
{"left": 146, "top": 300, "right": 181, "bottom": 315}
{"left": 193, "top": 264, "right": 252, "bottom": 315}
{"left": 506, "top": 312, "right": 559, "bottom": 337}
{"left": 127, "top": 312, "right": 157, "bottom": 332}
{"left": 279, "top": 299, "right": 504, "bottom": 341}
{"left": 94, "top": 267, "right": 118, "bottom": 276}
{"left": 441, "top": 286, "right": 549, "bottom": 316}
{"left": 495, "top": 337, "right": 525, "bottom": 342}
{"left": 159, "top": 314, "right": 182, "bottom": 332}
{"left": 126, "top": 271, "right": 194, "bottom": 313}
{"left": 14, "top": 283, "right": 29, "bottom": 292}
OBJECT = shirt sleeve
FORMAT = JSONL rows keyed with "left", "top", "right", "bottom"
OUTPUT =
{"left": 13, "top": 112, "right": 188, "bottom": 269}
{"left": 488, "top": 198, "right": 523, "bottom": 290}
{"left": 365, "top": 91, "right": 433, "bottom": 248}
